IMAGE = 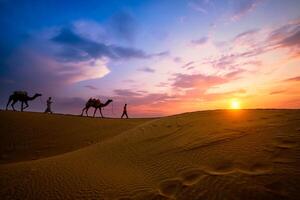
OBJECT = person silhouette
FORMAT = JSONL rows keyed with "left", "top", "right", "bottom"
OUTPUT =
{"left": 44, "top": 97, "right": 53, "bottom": 114}
{"left": 121, "top": 104, "right": 128, "bottom": 119}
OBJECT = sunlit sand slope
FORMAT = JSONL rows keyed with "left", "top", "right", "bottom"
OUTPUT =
{"left": 0, "top": 111, "right": 151, "bottom": 164}
{"left": 0, "top": 109, "right": 300, "bottom": 200}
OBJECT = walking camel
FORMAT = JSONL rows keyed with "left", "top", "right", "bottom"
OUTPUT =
{"left": 6, "top": 91, "right": 42, "bottom": 111}
{"left": 81, "top": 98, "right": 113, "bottom": 118}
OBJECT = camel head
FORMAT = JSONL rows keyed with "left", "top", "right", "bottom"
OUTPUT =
{"left": 107, "top": 99, "right": 113, "bottom": 103}
{"left": 35, "top": 93, "right": 42, "bottom": 97}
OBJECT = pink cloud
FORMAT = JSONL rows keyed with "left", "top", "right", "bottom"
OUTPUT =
{"left": 172, "top": 73, "right": 227, "bottom": 89}
{"left": 283, "top": 76, "right": 300, "bottom": 82}
{"left": 172, "top": 69, "right": 244, "bottom": 91}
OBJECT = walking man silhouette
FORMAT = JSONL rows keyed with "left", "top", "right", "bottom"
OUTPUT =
{"left": 44, "top": 97, "right": 53, "bottom": 114}
{"left": 121, "top": 104, "right": 128, "bottom": 119}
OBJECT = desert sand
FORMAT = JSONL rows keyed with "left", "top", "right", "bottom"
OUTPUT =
{"left": 0, "top": 109, "right": 299, "bottom": 200}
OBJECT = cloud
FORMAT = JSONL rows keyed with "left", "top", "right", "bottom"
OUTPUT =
{"left": 84, "top": 85, "right": 98, "bottom": 90}
{"left": 233, "top": 29, "right": 260, "bottom": 42}
{"left": 191, "top": 36, "right": 209, "bottom": 45}
{"left": 73, "top": 20, "right": 107, "bottom": 42}
{"left": 188, "top": 2, "right": 207, "bottom": 13}
{"left": 203, "top": 88, "right": 247, "bottom": 101}
{"left": 200, "top": 20, "right": 299, "bottom": 72}
{"left": 122, "top": 79, "right": 135, "bottom": 83}
{"left": 152, "top": 51, "right": 170, "bottom": 57}
{"left": 279, "top": 29, "right": 300, "bottom": 48}
{"left": 224, "top": 69, "right": 245, "bottom": 79}
{"left": 231, "top": 0, "right": 263, "bottom": 21}
{"left": 52, "top": 27, "right": 153, "bottom": 61}
{"left": 283, "top": 76, "right": 300, "bottom": 82}
{"left": 0, "top": 27, "right": 112, "bottom": 97}
{"left": 109, "top": 11, "right": 138, "bottom": 42}
{"left": 270, "top": 90, "right": 286, "bottom": 95}
{"left": 114, "top": 89, "right": 144, "bottom": 97}
{"left": 173, "top": 57, "right": 182, "bottom": 63}
{"left": 182, "top": 61, "right": 195, "bottom": 68}
{"left": 111, "top": 91, "right": 177, "bottom": 117}
{"left": 172, "top": 73, "right": 226, "bottom": 89}
{"left": 52, "top": 27, "right": 169, "bottom": 62}
{"left": 267, "top": 20, "right": 300, "bottom": 48}
{"left": 172, "top": 69, "right": 244, "bottom": 89}
{"left": 111, "top": 89, "right": 176, "bottom": 116}
{"left": 188, "top": 0, "right": 213, "bottom": 14}
{"left": 156, "top": 82, "right": 169, "bottom": 87}
{"left": 138, "top": 67, "right": 155, "bottom": 73}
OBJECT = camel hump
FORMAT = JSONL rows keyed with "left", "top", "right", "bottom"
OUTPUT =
{"left": 88, "top": 98, "right": 101, "bottom": 104}
{"left": 14, "top": 91, "right": 28, "bottom": 96}
{"left": 95, "top": 99, "right": 101, "bottom": 104}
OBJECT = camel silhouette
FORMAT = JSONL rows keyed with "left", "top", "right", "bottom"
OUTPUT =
{"left": 81, "top": 98, "right": 113, "bottom": 118}
{"left": 6, "top": 91, "right": 42, "bottom": 111}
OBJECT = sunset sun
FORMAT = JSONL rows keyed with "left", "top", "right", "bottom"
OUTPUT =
{"left": 230, "top": 99, "right": 241, "bottom": 109}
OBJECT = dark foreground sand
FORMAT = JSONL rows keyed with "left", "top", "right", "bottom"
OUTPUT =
{"left": 0, "top": 109, "right": 299, "bottom": 200}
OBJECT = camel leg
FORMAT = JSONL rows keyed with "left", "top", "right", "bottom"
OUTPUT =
{"left": 11, "top": 100, "right": 17, "bottom": 111}
{"left": 86, "top": 107, "right": 89, "bottom": 117}
{"left": 6, "top": 96, "right": 13, "bottom": 110}
{"left": 23, "top": 101, "right": 29, "bottom": 110}
{"left": 81, "top": 107, "right": 86, "bottom": 116}
{"left": 21, "top": 101, "right": 24, "bottom": 112}
{"left": 93, "top": 108, "right": 97, "bottom": 118}
{"left": 99, "top": 108, "right": 104, "bottom": 118}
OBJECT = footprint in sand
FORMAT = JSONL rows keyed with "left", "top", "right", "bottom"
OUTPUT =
{"left": 137, "top": 191, "right": 171, "bottom": 200}
{"left": 204, "top": 161, "right": 272, "bottom": 176}
{"left": 241, "top": 162, "right": 272, "bottom": 175}
{"left": 180, "top": 169, "right": 206, "bottom": 186}
{"left": 274, "top": 139, "right": 297, "bottom": 149}
{"left": 205, "top": 161, "right": 236, "bottom": 175}
{"left": 158, "top": 179, "right": 183, "bottom": 198}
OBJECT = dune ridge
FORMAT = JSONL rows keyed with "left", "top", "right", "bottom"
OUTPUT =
{"left": 0, "top": 109, "right": 300, "bottom": 199}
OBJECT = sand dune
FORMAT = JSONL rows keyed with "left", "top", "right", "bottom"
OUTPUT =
{"left": 0, "top": 109, "right": 299, "bottom": 199}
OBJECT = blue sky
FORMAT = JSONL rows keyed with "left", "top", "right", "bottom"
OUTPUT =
{"left": 1, "top": 0, "right": 300, "bottom": 116}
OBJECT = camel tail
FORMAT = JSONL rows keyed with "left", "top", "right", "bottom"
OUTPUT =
{"left": 6, "top": 95, "right": 13, "bottom": 110}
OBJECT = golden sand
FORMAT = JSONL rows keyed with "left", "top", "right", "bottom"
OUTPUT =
{"left": 0, "top": 110, "right": 299, "bottom": 199}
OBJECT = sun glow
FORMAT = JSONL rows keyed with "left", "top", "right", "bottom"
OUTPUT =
{"left": 230, "top": 99, "right": 241, "bottom": 109}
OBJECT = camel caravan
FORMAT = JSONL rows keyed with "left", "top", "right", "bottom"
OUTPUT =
{"left": 5, "top": 91, "right": 121, "bottom": 118}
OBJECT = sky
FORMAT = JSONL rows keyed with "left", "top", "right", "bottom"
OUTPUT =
{"left": 0, "top": 0, "right": 299, "bottom": 117}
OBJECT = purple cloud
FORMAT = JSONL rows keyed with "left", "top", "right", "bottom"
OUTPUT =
{"left": 52, "top": 28, "right": 152, "bottom": 61}
{"left": 231, "top": 0, "right": 263, "bottom": 21}
{"left": 84, "top": 85, "right": 98, "bottom": 90}
{"left": 233, "top": 29, "right": 260, "bottom": 42}
{"left": 280, "top": 29, "right": 300, "bottom": 48}
{"left": 191, "top": 36, "right": 209, "bottom": 45}
{"left": 138, "top": 67, "right": 155, "bottom": 73}
{"left": 109, "top": 11, "right": 138, "bottom": 43}
{"left": 114, "top": 89, "right": 144, "bottom": 97}
{"left": 182, "top": 61, "right": 195, "bottom": 68}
